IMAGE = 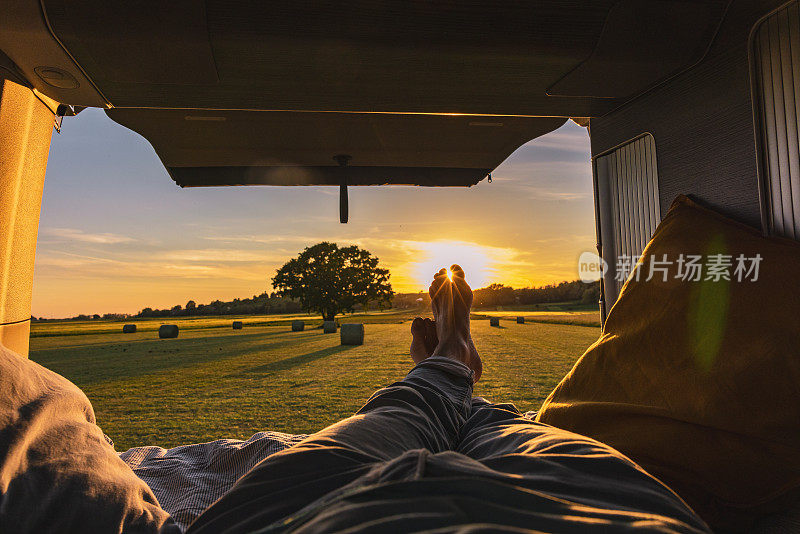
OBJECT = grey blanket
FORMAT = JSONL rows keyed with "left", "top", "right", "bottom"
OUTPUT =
{"left": 119, "top": 432, "right": 307, "bottom": 531}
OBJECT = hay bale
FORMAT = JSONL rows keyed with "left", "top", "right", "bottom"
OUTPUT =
{"left": 489, "top": 317, "right": 500, "bottom": 327}
{"left": 122, "top": 324, "right": 137, "bottom": 333}
{"left": 158, "top": 324, "right": 179, "bottom": 338}
{"left": 516, "top": 316, "right": 525, "bottom": 324}
{"left": 291, "top": 320, "right": 305, "bottom": 332}
{"left": 340, "top": 323, "right": 364, "bottom": 345}
{"left": 232, "top": 321, "right": 243, "bottom": 330}
{"left": 323, "top": 320, "right": 337, "bottom": 334}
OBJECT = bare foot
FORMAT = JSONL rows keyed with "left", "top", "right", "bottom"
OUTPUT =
{"left": 426, "top": 264, "right": 482, "bottom": 382}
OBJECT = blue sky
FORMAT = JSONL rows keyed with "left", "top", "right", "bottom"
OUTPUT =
{"left": 33, "top": 110, "right": 595, "bottom": 318}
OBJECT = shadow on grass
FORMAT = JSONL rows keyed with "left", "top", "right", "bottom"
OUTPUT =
{"left": 31, "top": 330, "right": 312, "bottom": 386}
{"left": 243, "top": 345, "right": 354, "bottom": 375}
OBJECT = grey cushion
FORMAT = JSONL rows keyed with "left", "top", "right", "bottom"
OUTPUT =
{"left": 0, "top": 344, "right": 178, "bottom": 533}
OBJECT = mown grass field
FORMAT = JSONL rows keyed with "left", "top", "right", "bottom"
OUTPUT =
{"left": 29, "top": 309, "right": 601, "bottom": 451}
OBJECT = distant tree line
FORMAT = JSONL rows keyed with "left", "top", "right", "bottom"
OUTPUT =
{"left": 393, "top": 280, "right": 601, "bottom": 309}
{"left": 34, "top": 312, "right": 135, "bottom": 322}
{"left": 476, "top": 280, "right": 601, "bottom": 308}
{"left": 135, "top": 292, "right": 302, "bottom": 318}
{"left": 33, "top": 293, "right": 303, "bottom": 321}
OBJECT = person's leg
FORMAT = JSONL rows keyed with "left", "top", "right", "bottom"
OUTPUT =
{"left": 456, "top": 400, "right": 708, "bottom": 530}
{"left": 187, "top": 266, "right": 482, "bottom": 534}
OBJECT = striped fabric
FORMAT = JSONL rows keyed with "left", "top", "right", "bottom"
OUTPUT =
{"left": 753, "top": 1, "right": 800, "bottom": 240}
{"left": 119, "top": 432, "right": 308, "bottom": 531}
{"left": 595, "top": 134, "right": 661, "bottom": 306}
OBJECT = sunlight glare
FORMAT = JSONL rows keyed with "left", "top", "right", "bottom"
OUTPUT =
{"left": 411, "top": 241, "right": 506, "bottom": 288}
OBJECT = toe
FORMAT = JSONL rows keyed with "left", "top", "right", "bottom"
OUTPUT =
{"left": 450, "top": 264, "right": 465, "bottom": 278}
{"left": 423, "top": 318, "right": 438, "bottom": 353}
{"left": 429, "top": 269, "right": 448, "bottom": 298}
{"left": 424, "top": 317, "right": 437, "bottom": 336}
{"left": 411, "top": 317, "right": 425, "bottom": 334}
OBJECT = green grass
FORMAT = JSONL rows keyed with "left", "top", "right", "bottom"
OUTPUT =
{"left": 470, "top": 302, "right": 601, "bottom": 327}
{"left": 472, "top": 311, "right": 600, "bottom": 327}
{"left": 29, "top": 313, "right": 600, "bottom": 451}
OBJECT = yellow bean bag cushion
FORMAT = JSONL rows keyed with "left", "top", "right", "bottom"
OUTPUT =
{"left": 537, "top": 195, "right": 800, "bottom": 532}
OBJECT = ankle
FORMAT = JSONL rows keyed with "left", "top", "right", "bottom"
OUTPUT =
{"left": 432, "top": 337, "right": 471, "bottom": 363}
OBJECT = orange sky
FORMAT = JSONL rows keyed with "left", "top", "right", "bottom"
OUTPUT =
{"left": 32, "top": 112, "right": 595, "bottom": 318}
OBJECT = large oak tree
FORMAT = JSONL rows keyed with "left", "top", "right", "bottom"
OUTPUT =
{"left": 271, "top": 242, "right": 394, "bottom": 321}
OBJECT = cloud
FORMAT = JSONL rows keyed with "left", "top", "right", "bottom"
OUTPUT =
{"left": 492, "top": 160, "right": 593, "bottom": 180}
{"left": 157, "top": 249, "right": 277, "bottom": 263}
{"left": 489, "top": 159, "right": 593, "bottom": 201}
{"left": 509, "top": 186, "right": 590, "bottom": 201}
{"left": 34, "top": 254, "right": 116, "bottom": 268}
{"left": 203, "top": 235, "right": 323, "bottom": 246}
{"left": 43, "top": 227, "right": 135, "bottom": 244}
{"left": 34, "top": 252, "right": 272, "bottom": 282}
{"left": 522, "top": 128, "right": 590, "bottom": 152}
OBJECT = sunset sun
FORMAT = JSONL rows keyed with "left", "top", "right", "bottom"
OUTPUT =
{"left": 410, "top": 240, "right": 503, "bottom": 288}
